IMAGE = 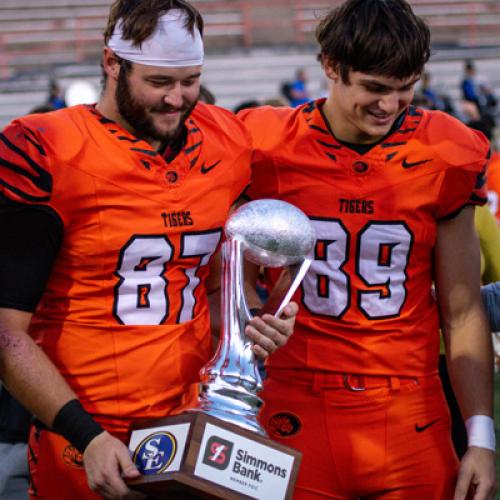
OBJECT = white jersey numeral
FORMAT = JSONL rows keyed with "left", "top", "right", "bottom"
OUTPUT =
{"left": 114, "top": 231, "right": 221, "bottom": 325}
{"left": 357, "top": 222, "right": 412, "bottom": 318}
{"left": 302, "top": 219, "right": 350, "bottom": 318}
{"left": 302, "top": 219, "right": 413, "bottom": 319}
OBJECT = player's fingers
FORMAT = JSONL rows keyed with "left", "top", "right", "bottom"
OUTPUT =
{"left": 88, "top": 474, "right": 117, "bottom": 499}
{"left": 249, "top": 315, "right": 293, "bottom": 349}
{"left": 117, "top": 449, "right": 141, "bottom": 479}
{"left": 253, "top": 312, "right": 295, "bottom": 347}
{"left": 96, "top": 452, "right": 137, "bottom": 499}
{"left": 454, "top": 467, "right": 474, "bottom": 500}
{"left": 100, "top": 475, "right": 130, "bottom": 499}
{"left": 246, "top": 324, "right": 278, "bottom": 355}
{"left": 280, "top": 301, "right": 299, "bottom": 318}
{"left": 251, "top": 344, "right": 270, "bottom": 360}
{"left": 260, "top": 314, "right": 293, "bottom": 339}
{"left": 248, "top": 316, "right": 282, "bottom": 342}
{"left": 86, "top": 461, "right": 113, "bottom": 497}
{"left": 472, "top": 475, "right": 496, "bottom": 500}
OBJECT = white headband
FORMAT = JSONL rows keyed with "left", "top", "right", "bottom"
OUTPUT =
{"left": 107, "top": 9, "right": 204, "bottom": 68}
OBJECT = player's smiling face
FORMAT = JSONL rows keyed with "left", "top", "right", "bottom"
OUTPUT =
{"left": 116, "top": 62, "right": 202, "bottom": 144}
{"left": 324, "top": 65, "right": 419, "bottom": 144}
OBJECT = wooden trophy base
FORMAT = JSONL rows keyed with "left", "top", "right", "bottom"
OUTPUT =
{"left": 126, "top": 412, "right": 301, "bottom": 499}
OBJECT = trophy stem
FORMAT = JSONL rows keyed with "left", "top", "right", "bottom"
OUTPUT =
{"left": 196, "top": 239, "right": 265, "bottom": 435}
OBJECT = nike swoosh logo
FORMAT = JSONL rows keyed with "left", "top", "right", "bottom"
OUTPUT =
{"left": 200, "top": 160, "right": 222, "bottom": 174}
{"left": 402, "top": 158, "right": 432, "bottom": 169}
{"left": 415, "top": 418, "right": 439, "bottom": 433}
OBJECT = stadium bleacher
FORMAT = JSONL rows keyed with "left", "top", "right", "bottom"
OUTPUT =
{"left": 0, "top": 0, "right": 499, "bottom": 128}
{"left": 1, "top": 0, "right": 500, "bottom": 77}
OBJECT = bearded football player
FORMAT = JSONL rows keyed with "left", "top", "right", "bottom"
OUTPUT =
{"left": 0, "top": 1, "right": 297, "bottom": 498}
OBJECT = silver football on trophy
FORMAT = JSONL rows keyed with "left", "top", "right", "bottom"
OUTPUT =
{"left": 195, "top": 198, "right": 315, "bottom": 434}
{"left": 226, "top": 199, "right": 315, "bottom": 267}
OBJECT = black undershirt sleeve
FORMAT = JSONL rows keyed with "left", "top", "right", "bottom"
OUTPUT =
{"left": 0, "top": 204, "right": 63, "bottom": 312}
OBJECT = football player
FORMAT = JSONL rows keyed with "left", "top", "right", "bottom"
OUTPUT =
{"left": 0, "top": 1, "right": 296, "bottom": 498}
{"left": 240, "top": 0, "right": 496, "bottom": 498}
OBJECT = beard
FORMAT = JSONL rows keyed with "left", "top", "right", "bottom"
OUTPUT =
{"left": 115, "top": 69, "right": 198, "bottom": 144}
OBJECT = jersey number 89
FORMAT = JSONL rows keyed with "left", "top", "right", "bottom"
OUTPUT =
{"left": 302, "top": 218, "right": 413, "bottom": 319}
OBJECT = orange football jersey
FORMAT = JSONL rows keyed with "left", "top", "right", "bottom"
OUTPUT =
{"left": 0, "top": 103, "right": 251, "bottom": 435}
{"left": 487, "top": 151, "right": 500, "bottom": 223}
{"left": 241, "top": 100, "right": 488, "bottom": 377}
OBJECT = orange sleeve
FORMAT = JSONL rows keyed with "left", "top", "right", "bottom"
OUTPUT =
{"left": 198, "top": 103, "right": 252, "bottom": 204}
{"left": 434, "top": 123, "right": 490, "bottom": 220}
{"left": 0, "top": 120, "right": 53, "bottom": 205}
{"left": 238, "top": 107, "right": 280, "bottom": 200}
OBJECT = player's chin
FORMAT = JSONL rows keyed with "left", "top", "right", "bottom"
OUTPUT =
{"left": 362, "top": 118, "right": 394, "bottom": 138}
{"left": 152, "top": 118, "right": 181, "bottom": 138}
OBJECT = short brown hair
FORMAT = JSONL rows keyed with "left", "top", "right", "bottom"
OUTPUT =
{"left": 316, "top": 0, "right": 430, "bottom": 82}
{"left": 103, "top": 0, "right": 204, "bottom": 46}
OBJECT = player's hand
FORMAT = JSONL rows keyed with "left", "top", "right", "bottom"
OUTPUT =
{"left": 83, "top": 431, "right": 146, "bottom": 499}
{"left": 245, "top": 301, "right": 298, "bottom": 359}
{"left": 454, "top": 446, "right": 497, "bottom": 500}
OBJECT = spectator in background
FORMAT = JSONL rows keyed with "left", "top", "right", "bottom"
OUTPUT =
{"left": 461, "top": 60, "right": 497, "bottom": 115}
{"left": 281, "top": 68, "right": 310, "bottom": 107}
{"left": 289, "top": 68, "right": 310, "bottom": 107}
{"left": 262, "top": 97, "right": 287, "bottom": 107}
{"left": 30, "top": 104, "right": 56, "bottom": 114}
{"left": 462, "top": 60, "right": 482, "bottom": 108}
{"left": 198, "top": 84, "right": 216, "bottom": 105}
{"left": 233, "top": 99, "right": 287, "bottom": 113}
{"left": 419, "top": 71, "right": 455, "bottom": 114}
{"left": 459, "top": 99, "right": 496, "bottom": 143}
{"left": 47, "top": 80, "right": 66, "bottom": 110}
{"left": 233, "top": 99, "right": 260, "bottom": 114}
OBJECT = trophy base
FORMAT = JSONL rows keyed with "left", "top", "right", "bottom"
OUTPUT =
{"left": 126, "top": 471, "right": 224, "bottom": 499}
{"left": 126, "top": 412, "right": 301, "bottom": 500}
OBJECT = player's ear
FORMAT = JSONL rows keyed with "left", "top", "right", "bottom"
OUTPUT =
{"left": 322, "top": 56, "right": 340, "bottom": 83}
{"left": 102, "top": 47, "right": 121, "bottom": 81}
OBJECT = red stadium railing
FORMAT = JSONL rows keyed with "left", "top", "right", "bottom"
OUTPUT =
{"left": 0, "top": 0, "right": 499, "bottom": 78}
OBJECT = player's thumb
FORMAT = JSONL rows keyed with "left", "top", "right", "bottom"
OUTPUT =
{"left": 118, "top": 448, "right": 141, "bottom": 479}
{"left": 282, "top": 301, "right": 299, "bottom": 318}
{"left": 454, "top": 466, "right": 473, "bottom": 500}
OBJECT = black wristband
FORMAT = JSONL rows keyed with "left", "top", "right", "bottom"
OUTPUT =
{"left": 52, "top": 399, "right": 104, "bottom": 453}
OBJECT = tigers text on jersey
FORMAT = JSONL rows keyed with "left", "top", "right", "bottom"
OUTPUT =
{"left": 0, "top": 103, "right": 251, "bottom": 434}
{"left": 240, "top": 100, "right": 488, "bottom": 377}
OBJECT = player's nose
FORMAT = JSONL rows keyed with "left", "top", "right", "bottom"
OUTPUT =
{"left": 163, "top": 83, "right": 183, "bottom": 109}
{"left": 378, "top": 92, "right": 399, "bottom": 114}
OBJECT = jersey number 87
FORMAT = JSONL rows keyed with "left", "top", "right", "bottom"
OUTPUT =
{"left": 113, "top": 230, "right": 222, "bottom": 325}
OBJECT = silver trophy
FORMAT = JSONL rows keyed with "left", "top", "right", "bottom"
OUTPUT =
{"left": 127, "top": 199, "right": 314, "bottom": 498}
{"left": 196, "top": 199, "right": 315, "bottom": 435}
